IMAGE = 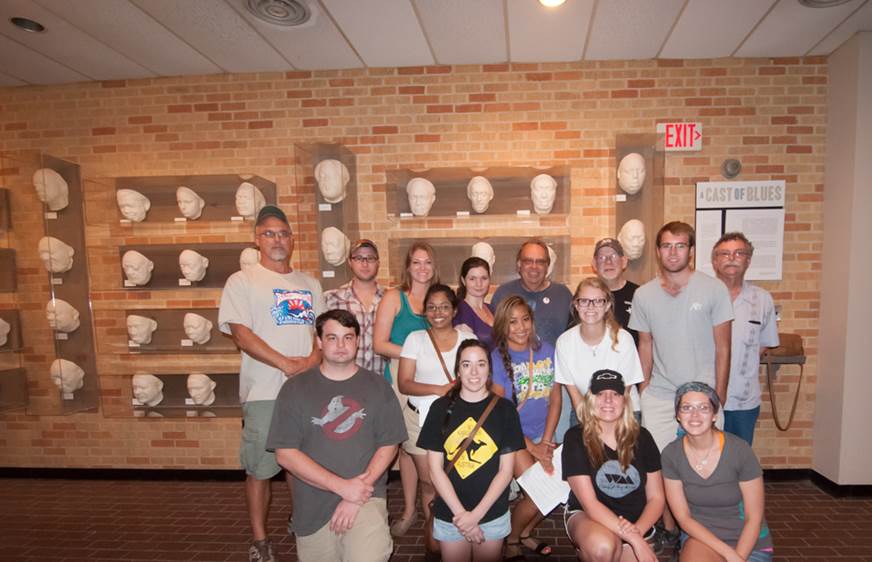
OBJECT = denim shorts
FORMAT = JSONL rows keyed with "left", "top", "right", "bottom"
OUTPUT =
{"left": 679, "top": 532, "right": 773, "bottom": 562}
{"left": 433, "top": 511, "right": 510, "bottom": 542}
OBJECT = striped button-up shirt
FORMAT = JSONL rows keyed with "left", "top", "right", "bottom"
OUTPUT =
{"left": 324, "top": 281, "right": 385, "bottom": 375}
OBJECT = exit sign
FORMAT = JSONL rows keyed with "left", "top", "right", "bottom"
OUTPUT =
{"left": 657, "top": 122, "right": 703, "bottom": 151}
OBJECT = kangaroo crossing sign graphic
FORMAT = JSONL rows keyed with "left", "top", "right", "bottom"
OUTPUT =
{"left": 443, "top": 417, "right": 498, "bottom": 479}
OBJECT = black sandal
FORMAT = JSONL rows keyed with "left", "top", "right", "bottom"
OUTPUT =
{"left": 520, "top": 534, "right": 552, "bottom": 556}
{"left": 504, "top": 540, "right": 527, "bottom": 561}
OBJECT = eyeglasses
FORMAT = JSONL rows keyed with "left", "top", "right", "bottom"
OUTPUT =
{"left": 595, "top": 253, "right": 619, "bottom": 263}
{"left": 574, "top": 298, "right": 607, "bottom": 308}
{"left": 713, "top": 249, "right": 751, "bottom": 260}
{"left": 426, "top": 304, "right": 453, "bottom": 314}
{"left": 659, "top": 242, "right": 689, "bottom": 251}
{"left": 678, "top": 403, "right": 713, "bottom": 415}
{"left": 520, "top": 258, "right": 548, "bottom": 267}
{"left": 259, "top": 230, "right": 291, "bottom": 240}
{"left": 350, "top": 255, "right": 378, "bottom": 264}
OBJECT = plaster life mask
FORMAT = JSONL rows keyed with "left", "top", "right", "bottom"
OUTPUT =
{"left": 321, "top": 227, "right": 350, "bottom": 267}
{"left": 122, "top": 250, "right": 154, "bottom": 286}
{"left": 126, "top": 314, "right": 158, "bottom": 345}
{"left": 547, "top": 246, "right": 557, "bottom": 279}
{"left": 37, "top": 236, "right": 75, "bottom": 274}
{"left": 46, "top": 299, "right": 80, "bottom": 333}
{"left": 132, "top": 373, "right": 164, "bottom": 406}
{"left": 406, "top": 177, "right": 436, "bottom": 217}
{"left": 0, "top": 318, "right": 11, "bottom": 347}
{"left": 178, "top": 249, "right": 209, "bottom": 282}
{"left": 618, "top": 219, "right": 646, "bottom": 260}
{"left": 530, "top": 174, "right": 557, "bottom": 215}
{"left": 470, "top": 241, "right": 496, "bottom": 271}
{"left": 187, "top": 373, "right": 217, "bottom": 406}
{"left": 617, "top": 152, "right": 646, "bottom": 195}
{"left": 116, "top": 189, "right": 151, "bottom": 222}
{"left": 239, "top": 247, "right": 260, "bottom": 271}
{"left": 467, "top": 176, "right": 494, "bottom": 214}
{"left": 50, "top": 359, "right": 85, "bottom": 395}
{"left": 176, "top": 186, "right": 205, "bottom": 220}
{"left": 314, "top": 159, "right": 350, "bottom": 204}
{"left": 33, "top": 168, "right": 70, "bottom": 211}
{"left": 235, "top": 182, "right": 266, "bottom": 219}
{"left": 183, "top": 312, "right": 213, "bottom": 345}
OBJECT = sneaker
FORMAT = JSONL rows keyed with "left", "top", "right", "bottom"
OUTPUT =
{"left": 249, "top": 538, "right": 277, "bottom": 562}
{"left": 287, "top": 514, "right": 294, "bottom": 536}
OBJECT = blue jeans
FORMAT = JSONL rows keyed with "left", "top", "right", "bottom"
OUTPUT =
{"left": 724, "top": 406, "right": 760, "bottom": 445}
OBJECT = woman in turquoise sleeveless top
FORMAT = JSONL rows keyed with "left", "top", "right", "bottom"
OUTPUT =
{"left": 374, "top": 241, "right": 439, "bottom": 540}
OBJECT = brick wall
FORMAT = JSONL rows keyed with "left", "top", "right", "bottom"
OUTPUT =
{"left": 0, "top": 56, "right": 826, "bottom": 469}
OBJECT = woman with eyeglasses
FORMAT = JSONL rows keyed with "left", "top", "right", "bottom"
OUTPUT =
{"left": 562, "top": 370, "right": 663, "bottom": 562}
{"left": 555, "top": 277, "right": 644, "bottom": 420}
{"left": 374, "top": 241, "right": 438, "bottom": 537}
{"left": 453, "top": 257, "right": 495, "bottom": 352}
{"left": 490, "top": 296, "right": 560, "bottom": 559}
{"left": 398, "top": 284, "right": 474, "bottom": 557}
{"left": 662, "top": 382, "right": 773, "bottom": 562}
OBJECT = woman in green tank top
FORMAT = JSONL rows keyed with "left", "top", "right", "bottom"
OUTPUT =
{"left": 374, "top": 241, "right": 439, "bottom": 541}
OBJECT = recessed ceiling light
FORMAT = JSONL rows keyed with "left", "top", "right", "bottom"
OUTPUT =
{"left": 539, "top": 0, "right": 567, "bottom": 7}
{"left": 10, "top": 16, "right": 45, "bottom": 33}
{"left": 798, "top": 0, "right": 853, "bottom": 7}
{"left": 246, "top": 0, "right": 310, "bottom": 26}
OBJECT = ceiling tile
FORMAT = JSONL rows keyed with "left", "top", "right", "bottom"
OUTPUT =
{"left": 321, "top": 0, "right": 433, "bottom": 67}
{"left": 508, "top": 0, "right": 594, "bottom": 62}
{"left": 412, "top": 0, "right": 507, "bottom": 65}
{"left": 227, "top": 0, "right": 362, "bottom": 70}
{"left": 810, "top": 1, "right": 872, "bottom": 55}
{"left": 0, "top": 69, "right": 27, "bottom": 87}
{"left": 660, "top": 0, "right": 776, "bottom": 59}
{"left": 130, "top": 0, "right": 290, "bottom": 73}
{"left": 36, "top": 0, "right": 222, "bottom": 77}
{"left": 0, "top": 33, "right": 88, "bottom": 84}
{"left": 736, "top": 0, "right": 865, "bottom": 58}
{"left": 585, "top": 0, "right": 685, "bottom": 60}
{"left": 0, "top": 0, "right": 154, "bottom": 80}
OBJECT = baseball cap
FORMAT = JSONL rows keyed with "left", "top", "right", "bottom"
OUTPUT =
{"left": 255, "top": 205, "right": 289, "bottom": 227}
{"left": 349, "top": 239, "right": 379, "bottom": 259}
{"left": 589, "top": 369, "right": 626, "bottom": 395}
{"left": 594, "top": 238, "right": 624, "bottom": 258}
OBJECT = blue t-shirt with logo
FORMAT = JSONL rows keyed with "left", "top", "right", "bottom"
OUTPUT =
{"left": 491, "top": 343, "right": 556, "bottom": 442}
{"left": 562, "top": 425, "right": 661, "bottom": 522}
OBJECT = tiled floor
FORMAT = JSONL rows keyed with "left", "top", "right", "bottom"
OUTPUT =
{"left": 0, "top": 476, "right": 869, "bottom": 561}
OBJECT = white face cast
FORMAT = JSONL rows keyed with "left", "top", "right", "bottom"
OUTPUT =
{"left": 122, "top": 251, "right": 154, "bottom": 286}
{"left": 50, "top": 359, "right": 85, "bottom": 395}
{"left": 46, "top": 299, "right": 80, "bottom": 333}
{"left": 33, "top": 168, "right": 70, "bottom": 211}
{"left": 0, "top": 318, "right": 10, "bottom": 347}
{"left": 321, "top": 227, "right": 350, "bottom": 266}
{"left": 183, "top": 313, "right": 213, "bottom": 344}
{"left": 547, "top": 246, "right": 557, "bottom": 279}
{"left": 116, "top": 189, "right": 151, "bottom": 222}
{"left": 314, "top": 159, "right": 349, "bottom": 204}
{"left": 37, "top": 236, "right": 75, "bottom": 274}
{"left": 176, "top": 186, "right": 205, "bottom": 220}
{"left": 235, "top": 182, "right": 266, "bottom": 218}
{"left": 126, "top": 315, "right": 158, "bottom": 345}
{"left": 530, "top": 174, "right": 557, "bottom": 215}
{"left": 187, "top": 373, "right": 217, "bottom": 406}
{"left": 406, "top": 178, "right": 436, "bottom": 217}
{"left": 178, "top": 249, "right": 209, "bottom": 282}
{"left": 470, "top": 241, "right": 496, "bottom": 270}
{"left": 239, "top": 248, "right": 260, "bottom": 271}
{"left": 131, "top": 373, "right": 163, "bottom": 406}
{"left": 617, "top": 153, "right": 646, "bottom": 195}
{"left": 618, "top": 219, "right": 646, "bottom": 260}
{"left": 467, "top": 176, "right": 494, "bottom": 214}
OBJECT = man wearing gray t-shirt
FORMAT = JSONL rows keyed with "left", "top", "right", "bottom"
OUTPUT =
{"left": 629, "top": 221, "right": 733, "bottom": 451}
{"left": 219, "top": 205, "right": 324, "bottom": 562}
{"left": 266, "top": 309, "right": 406, "bottom": 562}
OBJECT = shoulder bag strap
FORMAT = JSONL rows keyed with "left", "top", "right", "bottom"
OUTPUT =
{"left": 445, "top": 394, "right": 500, "bottom": 474}
{"left": 426, "top": 328, "right": 454, "bottom": 383}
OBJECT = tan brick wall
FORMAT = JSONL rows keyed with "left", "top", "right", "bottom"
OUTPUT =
{"left": 0, "top": 57, "right": 825, "bottom": 469}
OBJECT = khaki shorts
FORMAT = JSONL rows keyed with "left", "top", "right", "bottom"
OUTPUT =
{"left": 401, "top": 401, "right": 425, "bottom": 455}
{"left": 240, "top": 400, "right": 282, "bottom": 480}
{"left": 296, "top": 498, "right": 393, "bottom": 562}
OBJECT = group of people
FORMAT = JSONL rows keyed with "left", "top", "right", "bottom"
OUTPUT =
{"left": 218, "top": 204, "right": 778, "bottom": 562}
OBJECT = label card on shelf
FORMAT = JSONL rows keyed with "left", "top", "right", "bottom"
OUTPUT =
{"left": 186, "top": 410, "right": 197, "bottom": 417}
{"left": 230, "top": 216, "right": 244, "bottom": 222}
{"left": 180, "top": 339, "right": 193, "bottom": 347}
{"left": 63, "top": 392, "right": 74, "bottom": 400}
{"left": 178, "top": 279, "right": 191, "bottom": 286}
{"left": 456, "top": 211, "right": 470, "bottom": 218}
{"left": 322, "top": 270, "right": 335, "bottom": 278}
{"left": 174, "top": 217, "right": 187, "bottom": 223}
{"left": 128, "top": 341, "right": 140, "bottom": 348}
{"left": 51, "top": 277, "right": 63, "bottom": 285}
{"left": 123, "top": 280, "right": 136, "bottom": 287}
{"left": 400, "top": 212, "right": 413, "bottom": 218}
{"left": 318, "top": 203, "right": 332, "bottom": 211}
{"left": 55, "top": 333, "right": 68, "bottom": 340}
{"left": 185, "top": 398, "right": 194, "bottom": 405}
{"left": 516, "top": 209, "right": 531, "bottom": 217}
{"left": 615, "top": 194, "right": 627, "bottom": 202}
{"left": 45, "top": 212, "right": 58, "bottom": 220}
{"left": 119, "top": 218, "right": 131, "bottom": 225}
{"left": 132, "top": 398, "right": 143, "bottom": 406}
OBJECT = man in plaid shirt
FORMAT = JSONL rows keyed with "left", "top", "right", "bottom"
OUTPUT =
{"left": 324, "top": 239, "right": 385, "bottom": 376}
